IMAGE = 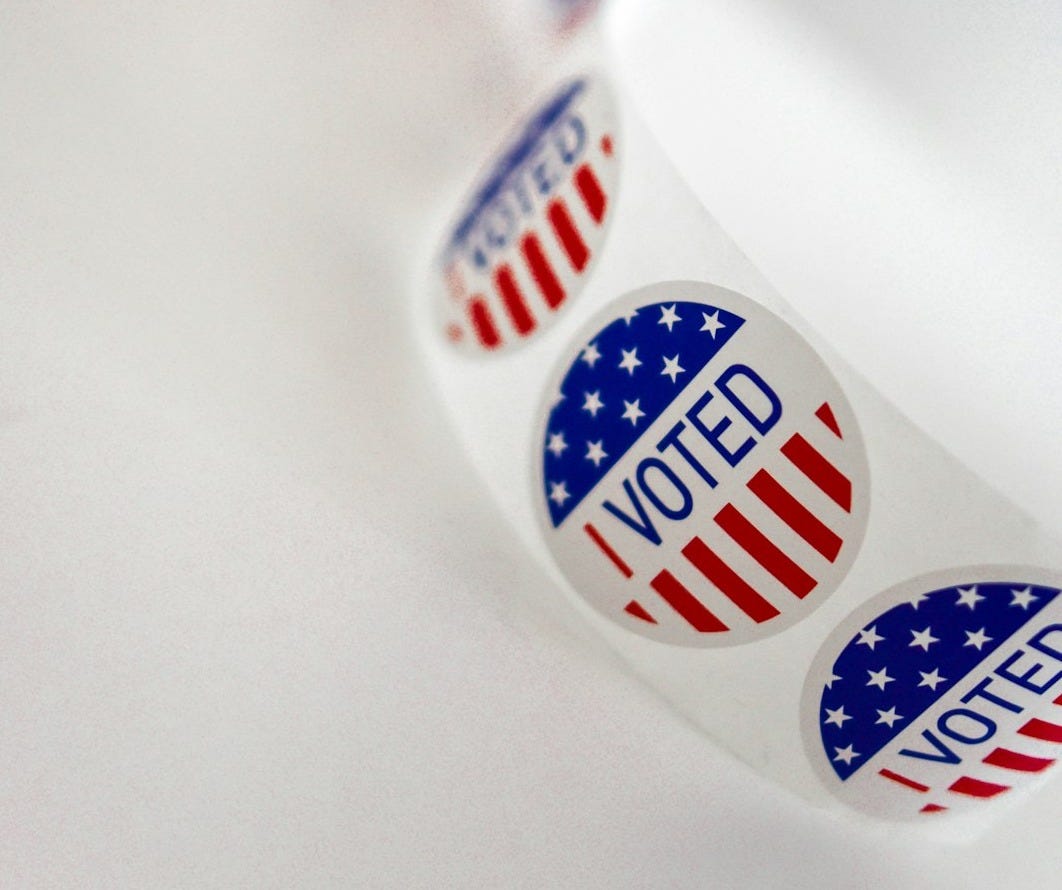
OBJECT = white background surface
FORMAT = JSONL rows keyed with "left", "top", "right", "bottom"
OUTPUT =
{"left": 1, "top": 1, "right": 1059, "bottom": 886}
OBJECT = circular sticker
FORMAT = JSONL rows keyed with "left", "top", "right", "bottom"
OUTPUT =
{"left": 436, "top": 75, "right": 619, "bottom": 355}
{"left": 801, "top": 566, "right": 1062, "bottom": 820}
{"left": 534, "top": 281, "right": 870, "bottom": 647}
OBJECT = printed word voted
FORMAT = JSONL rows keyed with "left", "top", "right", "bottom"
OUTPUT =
{"left": 900, "top": 624, "right": 1062, "bottom": 767}
{"left": 458, "top": 112, "right": 587, "bottom": 272}
{"left": 600, "top": 364, "right": 781, "bottom": 546}
{"left": 540, "top": 292, "right": 865, "bottom": 645}
{"left": 440, "top": 77, "right": 616, "bottom": 353}
{"left": 814, "top": 578, "right": 1062, "bottom": 817}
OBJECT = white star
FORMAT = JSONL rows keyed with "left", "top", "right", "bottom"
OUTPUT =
{"left": 548, "top": 481, "right": 570, "bottom": 506}
{"left": 955, "top": 586, "right": 985, "bottom": 610}
{"left": 658, "top": 304, "right": 682, "bottom": 331}
{"left": 699, "top": 310, "right": 726, "bottom": 337}
{"left": 875, "top": 707, "right": 904, "bottom": 728}
{"left": 618, "top": 347, "right": 642, "bottom": 375}
{"left": 918, "top": 668, "right": 947, "bottom": 691}
{"left": 585, "top": 440, "right": 608, "bottom": 467}
{"left": 546, "top": 432, "right": 568, "bottom": 458}
{"left": 660, "top": 354, "right": 685, "bottom": 383}
{"left": 866, "top": 667, "right": 894, "bottom": 690}
{"left": 619, "top": 307, "right": 639, "bottom": 326}
{"left": 833, "top": 745, "right": 860, "bottom": 766}
{"left": 856, "top": 625, "right": 885, "bottom": 650}
{"left": 823, "top": 706, "right": 851, "bottom": 728}
{"left": 580, "top": 342, "right": 602, "bottom": 368}
{"left": 909, "top": 626, "right": 939, "bottom": 652}
{"left": 1011, "top": 586, "right": 1039, "bottom": 610}
{"left": 908, "top": 591, "right": 930, "bottom": 610}
{"left": 824, "top": 672, "right": 841, "bottom": 690}
{"left": 621, "top": 399, "right": 645, "bottom": 427}
{"left": 964, "top": 627, "right": 993, "bottom": 651}
{"left": 582, "top": 390, "right": 604, "bottom": 417}
{"left": 549, "top": 386, "right": 566, "bottom": 409}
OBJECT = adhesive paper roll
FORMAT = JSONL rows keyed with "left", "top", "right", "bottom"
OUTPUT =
{"left": 411, "top": 42, "right": 1062, "bottom": 840}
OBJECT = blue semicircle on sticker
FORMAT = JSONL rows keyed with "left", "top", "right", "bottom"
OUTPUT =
{"left": 446, "top": 79, "right": 587, "bottom": 259}
{"left": 819, "top": 580, "right": 1062, "bottom": 781}
{"left": 542, "top": 300, "right": 746, "bottom": 527}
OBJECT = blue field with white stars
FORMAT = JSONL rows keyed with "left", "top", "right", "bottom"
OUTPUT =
{"left": 542, "top": 300, "right": 746, "bottom": 527}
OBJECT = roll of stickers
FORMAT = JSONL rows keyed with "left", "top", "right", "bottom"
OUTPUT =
{"left": 412, "top": 52, "right": 1062, "bottom": 838}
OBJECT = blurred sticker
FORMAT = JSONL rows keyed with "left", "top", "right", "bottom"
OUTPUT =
{"left": 802, "top": 567, "right": 1062, "bottom": 819}
{"left": 437, "top": 75, "right": 619, "bottom": 354}
{"left": 548, "top": 0, "right": 603, "bottom": 34}
{"left": 534, "top": 281, "right": 869, "bottom": 647}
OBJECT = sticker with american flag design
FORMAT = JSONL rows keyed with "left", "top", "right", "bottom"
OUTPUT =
{"left": 548, "top": 0, "right": 602, "bottom": 34}
{"left": 534, "top": 281, "right": 869, "bottom": 647}
{"left": 802, "top": 566, "right": 1062, "bottom": 820}
{"left": 437, "top": 75, "right": 619, "bottom": 355}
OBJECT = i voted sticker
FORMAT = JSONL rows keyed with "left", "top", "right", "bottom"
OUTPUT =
{"left": 436, "top": 75, "right": 619, "bottom": 354}
{"left": 548, "top": 0, "right": 603, "bottom": 33}
{"left": 802, "top": 567, "right": 1062, "bottom": 820}
{"left": 534, "top": 281, "right": 869, "bottom": 647}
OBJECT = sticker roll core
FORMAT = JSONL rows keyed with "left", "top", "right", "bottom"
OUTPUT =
{"left": 413, "top": 62, "right": 1062, "bottom": 837}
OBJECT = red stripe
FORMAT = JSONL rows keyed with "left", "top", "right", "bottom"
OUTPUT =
{"left": 584, "top": 523, "right": 633, "bottom": 579}
{"left": 780, "top": 433, "right": 853, "bottom": 512}
{"left": 493, "top": 264, "right": 535, "bottom": 335}
{"left": 948, "top": 776, "right": 1010, "bottom": 798}
{"left": 468, "top": 296, "right": 501, "bottom": 349}
{"left": 624, "top": 600, "right": 656, "bottom": 624}
{"left": 1055, "top": 692, "right": 1062, "bottom": 705}
{"left": 574, "top": 163, "right": 607, "bottom": 223}
{"left": 444, "top": 263, "right": 465, "bottom": 302}
{"left": 983, "top": 747, "right": 1055, "bottom": 773}
{"left": 548, "top": 199, "right": 589, "bottom": 272}
{"left": 878, "top": 768, "right": 929, "bottom": 793}
{"left": 520, "top": 233, "right": 566, "bottom": 309}
{"left": 920, "top": 803, "right": 948, "bottom": 814}
{"left": 714, "top": 504, "right": 817, "bottom": 598}
{"left": 748, "top": 470, "right": 843, "bottom": 562}
{"left": 649, "top": 570, "right": 728, "bottom": 632}
{"left": 815, "top": 402, "right": 842, "bottom": 438}
{"left": 681, "top": 536, "right": 780, "bottom": 623}
{"left": 1017, "top": 717, "right": 1062, "bottom": 743}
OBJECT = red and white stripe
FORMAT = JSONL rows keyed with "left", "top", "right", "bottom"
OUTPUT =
{"left": 876, "top": 693, "right": 1062, "bottom": 815}
{"left": 584, "top": 401, "right": 853, "bottom": 632}
{"left": 447, "top": 134, "right": 615, "bottom": 351}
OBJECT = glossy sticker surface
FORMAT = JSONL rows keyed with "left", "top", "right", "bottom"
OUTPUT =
{"left": 436, "top": 75, "right": 619, "bottom": 355}
{"left": 534, "top": 281, "right": 869, "bottom": 647}
{"left": 802, "top": 566, "right": 1062, "bottom": 819}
